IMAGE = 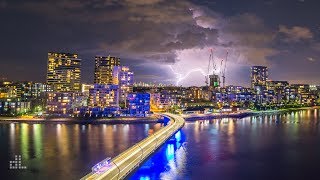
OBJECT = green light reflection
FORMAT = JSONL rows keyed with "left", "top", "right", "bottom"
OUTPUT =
{"left": 33, "top": 124, "right": 43, "bottom": 158}
{"left": 20, "top": 123, "right": 29, "bottom": 159}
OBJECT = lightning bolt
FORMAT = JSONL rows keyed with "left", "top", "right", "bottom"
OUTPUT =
{"left": 169, "top": 65, "right": 208, "bottom": 85}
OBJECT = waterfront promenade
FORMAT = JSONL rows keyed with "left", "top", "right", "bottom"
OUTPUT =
{"left": 1, "top": 106, "right": 319, "bottom": 124}
{"left": 81, "top": 113, "right": 185, "bottom": 180}
{"left": 183, "top": 106, "right": 320, "bottom": 121}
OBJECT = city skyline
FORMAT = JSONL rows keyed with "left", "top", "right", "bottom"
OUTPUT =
{"left": 0, "top": 53, "right": 318, "bottom": 88}
{"left": 1, "top": 0, "right": 320, "bottom": 86}
{"left": 1, "top": 1, "right": 320, "bottom": 180}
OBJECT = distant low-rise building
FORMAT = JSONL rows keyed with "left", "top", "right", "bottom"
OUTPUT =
{"left": 46, "top": 92, "right": 76, "bottom": 115}
{"left": 0, "top": 98, "right": 31, "bottom": 115}
{"left": 0, "top": 81, "right": 17, "bottom": 98}
{"left": 266, "top": 81, "right": 289, "bottom": 104}
{"left": 150, "top": 91, "right": 177, "bottom": 111}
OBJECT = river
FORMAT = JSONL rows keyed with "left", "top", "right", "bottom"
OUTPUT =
{"left": 130, "top": 109, "right": 320, "bottom": 180}
{"left": 1, "top": 109, "right": 320, "bottom": 180}
{"left": 0, "top": 122, "right": 162, "bottom": 179}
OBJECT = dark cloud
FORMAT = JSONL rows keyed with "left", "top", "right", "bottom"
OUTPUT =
{"left": 0, "top": 1, "right": 7, "bottom": 9}
{"left": 12, "top": 0, "right": 219, "bottom": 63}
{"left": 219, "top": 13, "right": 278, "bottom": 65}
{"left": 311, "top": 43, "right": 320, "bottom": 51}
{"left": 0, "top": 0, "right": 320, "bottom": 86}
{"left": 279, "top": 25, "right": 313, "bottom": 42}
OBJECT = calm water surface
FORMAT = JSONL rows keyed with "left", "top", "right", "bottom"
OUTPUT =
{"left": 0, "top": 122, "right": 162, "bottom": 179}
{"left": 1, "top": 109, "right": 320, "bottom": 180}
{"left": 130, "top": 109, "right": 320, "bottom": 180}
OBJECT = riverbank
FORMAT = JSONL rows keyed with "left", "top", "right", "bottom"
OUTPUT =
{"left": 1, "top": 106, "right": 319, "bottom": 124}
{"left": 183, "top": 106, "right": 320, "bottom": 121}
{"left": 252, "top": 106, "right": 320, "bottom": 114}
{"left": 0, "top": 115, "right": 164, "bottom": 124}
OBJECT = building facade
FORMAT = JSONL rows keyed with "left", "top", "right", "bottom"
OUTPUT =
{"left": 0, "top": 81, "right": 17, "bottom": 98}
{"left": 46, "top": 92, "right": 76, "bottom": 114}
{"left": 47, "top": 52, "right": 81, "bottom": 92}
{"left": 127, "top": 93, "right": 150, "bottom": 116}
{"left": 251, "top": 66, "right": 268, "bottom": 89}
{"left": 88, "top": 84, "right": 119, "bottom": 108}
{"left": 209, "top": 74, "right": 220, "bottom": 88}
{"left": 266, "top": 81, "right": 289, "bottom": 104}
{"left": 94, "top": 56, "right": 120, "bottom": 84}
{"left": 0, "top": 99, "right": 31, "bottom": 115}
{"left": 113, "top": 66, "right": 134, "bottom": 104}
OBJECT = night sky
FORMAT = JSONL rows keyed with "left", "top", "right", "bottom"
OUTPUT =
{"left": 1, "top": 0, "right": 319, "bottom": 87}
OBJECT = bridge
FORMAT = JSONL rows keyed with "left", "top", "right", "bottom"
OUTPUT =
{"left": 80, "top": 113, "right": 185, "bottom": 180}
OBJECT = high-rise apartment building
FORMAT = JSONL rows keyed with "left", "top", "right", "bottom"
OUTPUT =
{"left": 113, "top": 66, "right": 134, "bottom": 103}
{"left": 209, "top": 74, "right": 220, "bottom": 88}
{"left": 251, "top": 66, "right": 268, "bottom": 89}
{"left": 47, "top": 52, "right": 81, "bottom": 92}
{"left": 94, "top": 56, "right": 120, "bottom": 84}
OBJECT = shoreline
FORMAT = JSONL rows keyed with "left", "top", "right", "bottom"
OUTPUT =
{"left": 1, "top": 106, "right": 319, "bottom": 124}
{"left": 0, "top": 116, "right": 164, "bottom": 124}
{"left": 183, "top": 106, "right": 320, "bottom": 121}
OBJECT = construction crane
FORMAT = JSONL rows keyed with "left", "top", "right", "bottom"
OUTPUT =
{"left": 221, "top": 51, "right": 229, "bottom": 88}
{"left": 205, "top": 49, "right": 216, "bottom": 87}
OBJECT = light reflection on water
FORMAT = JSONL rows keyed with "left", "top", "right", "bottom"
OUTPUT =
{"left": 1, "top": 109, "right": 319, "bottom": 179}
{"left": 131, "top": 109, "right": 320, "bottom": 180}
{"left": 0, "top": 122, "right": 162, "bottom": 180}
{"left": 130, "top": 130, "right": 187, "bottom": 180}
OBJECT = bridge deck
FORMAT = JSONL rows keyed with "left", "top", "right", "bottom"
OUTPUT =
{"left": 80, "top": 113, "right": 185, "bottom": 180}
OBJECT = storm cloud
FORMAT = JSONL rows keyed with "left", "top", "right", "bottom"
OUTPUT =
{"left": 0, "top": 0, "right": 319, "bottom": 86}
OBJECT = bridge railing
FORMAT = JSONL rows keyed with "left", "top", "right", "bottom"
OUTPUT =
{"left": 80, "top": 113, "right": 185, "bottom": 180}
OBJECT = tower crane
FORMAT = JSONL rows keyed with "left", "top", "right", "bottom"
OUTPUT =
{"left": 221, "top": 51, "right": 229, "bottom": 88}
{"left": 205, "top": 49, "right": 216, "bottom": 87}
